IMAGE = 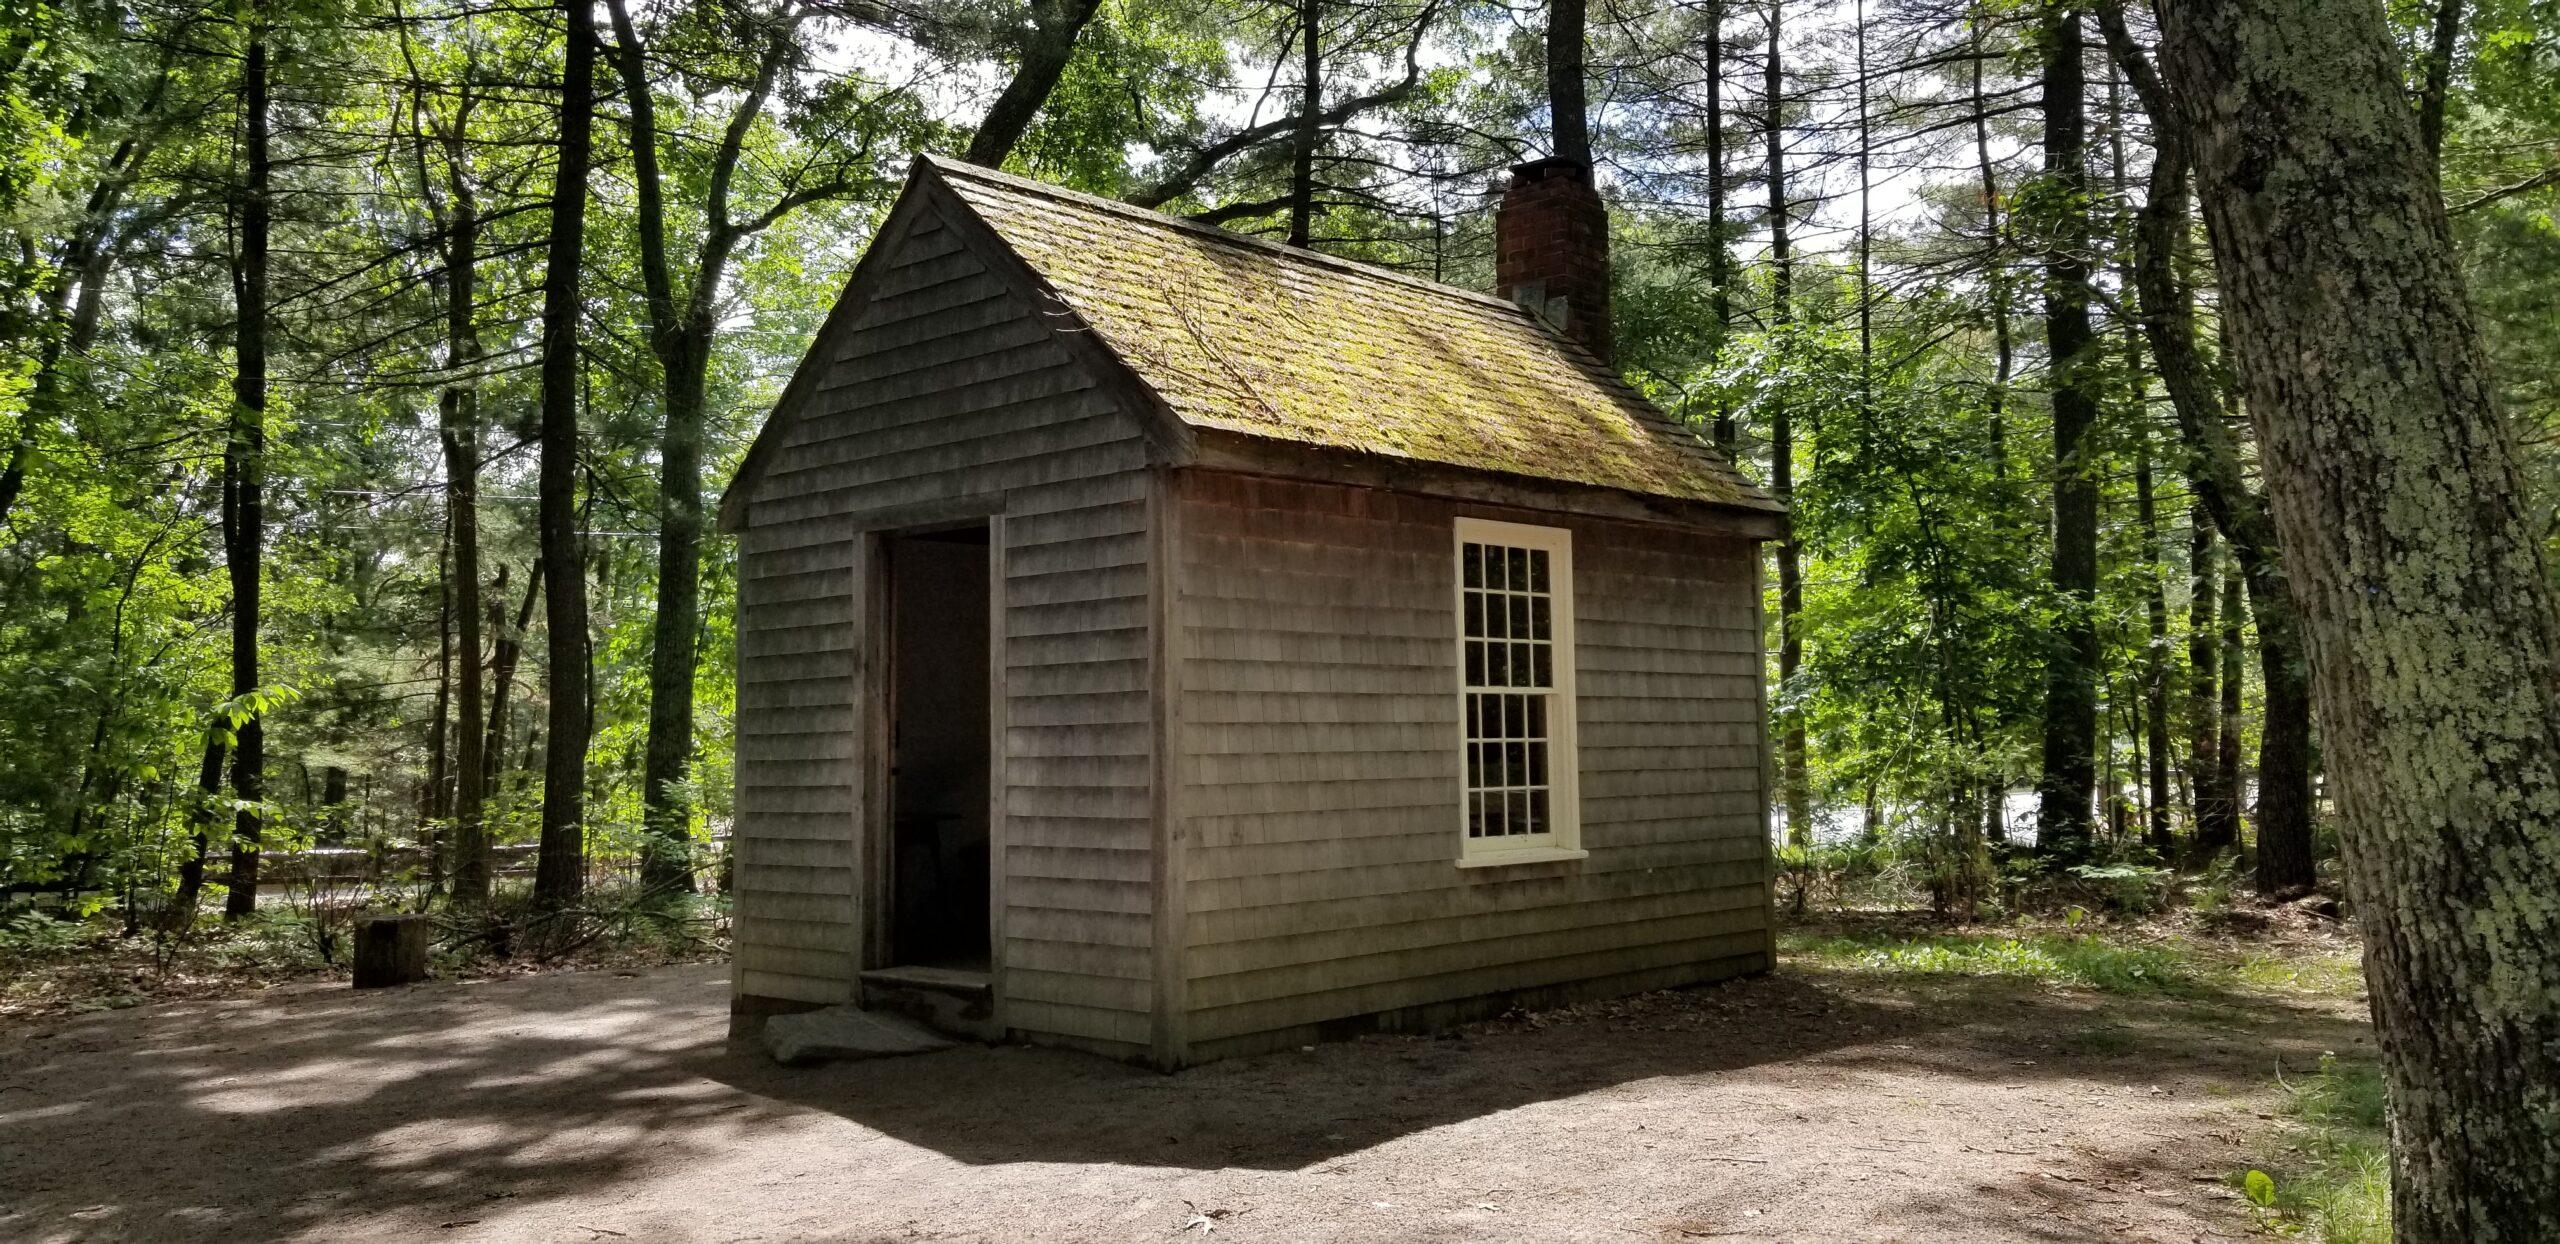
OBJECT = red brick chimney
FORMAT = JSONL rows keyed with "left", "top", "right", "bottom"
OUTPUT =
{"left": 1494, "top": 156, "right": 1612, "bottom": 362}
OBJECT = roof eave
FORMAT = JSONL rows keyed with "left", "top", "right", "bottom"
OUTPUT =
{"left": 1184, "top": 427, "right": 1789, "bottom": 541}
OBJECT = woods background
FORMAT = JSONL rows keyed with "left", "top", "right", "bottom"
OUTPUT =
{"left": 1, "top": 0, "right": 2550, "bottom": 927}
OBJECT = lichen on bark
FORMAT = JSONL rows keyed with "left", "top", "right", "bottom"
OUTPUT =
{"left": 2153, "top": 0, "right": 2560, "bottom": 1236}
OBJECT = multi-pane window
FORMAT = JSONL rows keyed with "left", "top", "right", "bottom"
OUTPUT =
{"left": 1456, "top": 519, "right": 1578, "bottom": 860}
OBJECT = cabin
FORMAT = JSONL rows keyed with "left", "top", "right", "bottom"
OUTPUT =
{"left": 716, "top": 154, "right": 1787, "bottom": 1069}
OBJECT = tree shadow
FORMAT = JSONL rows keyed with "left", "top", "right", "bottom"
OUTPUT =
{"left": 0, "top": 964, "right": 784, "bottom": 1242}
{"left": 0, "top": 947, "right": 2367, "bottom": 1242}
{"left": 699, "top": 957, "right": 2365, "bottom": 1175}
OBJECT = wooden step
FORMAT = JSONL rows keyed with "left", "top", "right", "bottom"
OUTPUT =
{"left": 858, "top": 966, "right": 1000, "bottom": 1041}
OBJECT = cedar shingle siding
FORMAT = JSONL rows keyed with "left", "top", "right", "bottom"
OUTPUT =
{"left": 723, "top": 157, "right": 1782, "bottom": 1066}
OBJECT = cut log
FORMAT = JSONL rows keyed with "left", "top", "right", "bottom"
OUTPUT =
{"left": 353, "top": 914, "right": 430, "bottom": 988}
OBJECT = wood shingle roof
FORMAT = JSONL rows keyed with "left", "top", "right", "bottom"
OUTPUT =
{"left": 928, "top": 157, "right": 1780, "bottom": 515}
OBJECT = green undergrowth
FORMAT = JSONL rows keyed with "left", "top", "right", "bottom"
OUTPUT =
{"left": 2234, "top": 1053, "right": 2391, "bottom": 1243}
{"left": 1782, "top": 923, "right": 2366, "bottom": 1005}
{"left": 2232, "top": 949, "right": 2367, "bottom": 998}
{"left": 1782, "top": 928, "right": 2209, "bottom": 995}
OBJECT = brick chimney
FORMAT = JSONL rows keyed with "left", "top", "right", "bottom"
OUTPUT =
{"left": 1494, "top": 156, "right": 1612, "bottom": 362}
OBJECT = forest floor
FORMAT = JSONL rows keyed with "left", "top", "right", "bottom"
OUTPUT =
{"left": 0, "top": 911, "right": 2370, "bottom": 1243}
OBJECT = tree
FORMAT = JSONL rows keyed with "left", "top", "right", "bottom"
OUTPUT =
{"left": 963, "top": 0, "right": 1106, "bottom": 167}
{"left": 2031, "top": 4, "right": 2099, "bottom": 863}
{"left": 1286, "top": 0, "right": 1322, "bottom": 245}
{"left": 2097, "top": 4, "right": 2318, "bottom": 892}
{"left": 532, "top": 0, "right": 597, "bottom": 916}
{"left": 1765, "top": 0, "right": 1808, "bottom": 845}
{"left": 399, "top": 16, "right": 491, "bottom": 905}
{"left": 222, "top": 12, "right": 273, "bottom": 919}
{"left": 1703, "top": 0, "right": 1734, "bottom": 449}
{"left": 2153, "top": 0, "right": 2560, "bottom": 1231}
{"left": 1547, "top": 0, "right": 1589, "bottom": 167}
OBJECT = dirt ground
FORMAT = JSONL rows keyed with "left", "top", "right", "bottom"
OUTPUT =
{"left": 0, "top": 941, "right": 2370, "bottom": 1243}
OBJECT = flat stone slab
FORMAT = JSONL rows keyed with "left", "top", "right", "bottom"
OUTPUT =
{"left": 764, "top": 1005, "right": 956, "bottom": 1066}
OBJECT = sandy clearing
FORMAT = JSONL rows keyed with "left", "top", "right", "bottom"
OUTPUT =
{"left": 0, "top": 954, "right": 2367, "bottom": 1242}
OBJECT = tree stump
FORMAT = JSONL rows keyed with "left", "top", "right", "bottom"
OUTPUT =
{"left": 352, "top": 914, "right": 430, "bottom": 988}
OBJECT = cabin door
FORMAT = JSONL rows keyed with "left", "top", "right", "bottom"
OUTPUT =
{"left": 881, "top": 523, "right": 993, "bottom": 971}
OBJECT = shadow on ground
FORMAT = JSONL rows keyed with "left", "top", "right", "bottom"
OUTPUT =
{"left": 0, "top": 945, "right": 2368, "bottom": 1243}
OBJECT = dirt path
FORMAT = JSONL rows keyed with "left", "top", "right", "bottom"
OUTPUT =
{"left": 0, "top": 949, "right": 2367, "bottom": 1242}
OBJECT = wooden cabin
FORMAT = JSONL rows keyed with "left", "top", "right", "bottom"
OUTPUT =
{"left": 716, "top": 154, "right": 1787, "bottom": 1069}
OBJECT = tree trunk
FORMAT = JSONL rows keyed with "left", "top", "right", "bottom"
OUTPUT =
{"left": 2105, "top": 52, "right": 2174, "bottom": 855}
{"left": 1970, "top": 6, "right": 2015, "bottom": 474}
{"left": 2152, "top": 0, "right": 2560, "bottom": 1231}
{"left": 610, "top": 1, "right": 806, "bottom": 899}
{"left": 2417, "top": 0, "right": 2462, "bottom": 165}
{"left": 2033, "top": 5, "right": 2099, "bottom": 862}
{"left": 962, "top": 0, "right": 1105, "bottom": 167}
{"left": 2137, "top": 434, "right": 2173, "bottom": 852}
{"left": 2218, "top": 568, "right": 2244, "bottom": 848}
{"left": 2095, "top": 6, "right": 2318, "bottom": 888}
{"left": 1286, "top": 0, "right": 1320, "bottom": 246}
{"left": 441, "top": 140, "right": 489, "bottom": 907}
{"left": 167, "top": 730, "right": 230, "bottom": 927}
{"left": 1704, "top": 0, "right": 1733, "bottom": 448}
{"left": 608, "top": 0, "right": 696, "bottom": 898}
{"left": 1765, "top": 0, "right": 1808, "bottom": 845}
{"left": 222, "top": 23, "right": 270, "bottom": 921}
{"left": 1546, "top": 0, "right": 1590, "bottom": 168}
{"left": 484, "top": 561, "right": 542, "bottom": 805}
{"left": 2254, "top": 604, "right": 2318, "bottom": 896}
{"left": 532, "top": 0, "right": 596, "bottom": 916}
{"left": 427, "top": 522, "right": 452, "bottom": 830}
{"left": 2187, "top": 512, "right": 2233, "bottom": 852}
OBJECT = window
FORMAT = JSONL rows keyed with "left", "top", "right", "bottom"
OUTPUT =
{"left": 1455, "top": 518, "right": 1582, "bottom": 865}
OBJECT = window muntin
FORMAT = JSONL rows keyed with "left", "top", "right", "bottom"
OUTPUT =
{"left": 1456, "top": 519, "right": 1578, "bottom": 860}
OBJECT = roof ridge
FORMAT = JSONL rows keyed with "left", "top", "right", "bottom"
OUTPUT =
{"left": 919, "top": 154, "right": 1537, "bottom": 319}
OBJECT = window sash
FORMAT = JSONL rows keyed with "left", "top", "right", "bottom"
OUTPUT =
{"left": 1454, "top": 520, "right": 1577, "bottom": 859}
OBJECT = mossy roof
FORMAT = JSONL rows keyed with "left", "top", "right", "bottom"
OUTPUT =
{"left": 929, "top": 158, "right": 1780, "bottom": 513}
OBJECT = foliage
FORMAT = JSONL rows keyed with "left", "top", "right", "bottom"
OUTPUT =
{"left": 1784, "top": 928, "right": 2206, "bottom": 995}
{"left": 0, "top": 0, "right": 2535, "bottom": 1003}
{"left": 2234, "top": 1053, "right": 2393, "bottom": 1243}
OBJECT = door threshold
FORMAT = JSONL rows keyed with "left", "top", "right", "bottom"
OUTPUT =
{"left": 859, "top": 965, "right": 998, "bottom": 1041}
{"left": 860, "top": 964, "right": 991, "bottom": 993}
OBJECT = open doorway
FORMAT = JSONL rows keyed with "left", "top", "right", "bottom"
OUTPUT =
{"left": 883, "top": 524, "right": 992, "bottom": 971}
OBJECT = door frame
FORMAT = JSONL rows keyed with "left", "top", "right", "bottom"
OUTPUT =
{"left": 855, "top": 501, "right": 1007, "bottom": 1019}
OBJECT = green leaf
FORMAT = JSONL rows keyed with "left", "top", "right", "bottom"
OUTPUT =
{"left": 2242, "top": 1169, "right": 2277, "bottom": 1208}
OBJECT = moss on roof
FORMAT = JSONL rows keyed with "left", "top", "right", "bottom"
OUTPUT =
{"left": 928, "top": 158, "right": 1780, "bottom": 513}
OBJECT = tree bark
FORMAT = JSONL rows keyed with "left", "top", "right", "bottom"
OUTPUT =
{"left": 427, "top": 523, "right": 452, "bottom": 829}
{"left": 532, "top": 0, "right": 597, "bottom": 916}
{"left": 610, "top": 2, "right": 816, "bottom": 898}
{"left": 2417, "top": 0, "right": 2462, "bottom": 165}
{"left": 610, "top": 0, "right": 696, "bottom": 899}
{"left": 2033, "top": 5, "right": 2100, "bottom": 862}
{"left": 2096, "top": 5, "right": 2314, "bottom": 887}
{"left": 2186, "top": 511, "right": 2233, "bottom": 850}
{"left": 962, "top": 0, "right": 1104, "bottom": 167}
{"left": 1765, "top": 0, "right": 1807, "bottom": 845}
{"left": 2137, "top": 429, "right": 2173, "bottom": 852}
{"left": 2152, "top": 0, "right": 2560, "bottom": 1231}
{"left": 222, "top": 22, "right": 271, "bottom": 921}
{"left": 1546, "top": 0, "right": 1590, "bottom": 168}
{"left": 484, "top": 561, "right": 542, "bottom": 802}
{"left": 2217, "top": 566, "right": 2245, "bottom": 840}
{"left": 1704, "top": 0, "right": 1733, "bottom": 448}
{"left": 1970, "top": 5, "right": 2015, "bottom": 474}
{"left": 431, "top": 83, "right": 489, "bottom": 907}
{"left": 1286, "top": 0, "right": 1321, "bottom": 247}
{"left": 168, "top": 730, "right": 230, "bottom": 926}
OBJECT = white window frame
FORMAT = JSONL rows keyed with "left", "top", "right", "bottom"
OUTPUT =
{"left": 1452, "top": 517, "right": 1586, "bottom": 867}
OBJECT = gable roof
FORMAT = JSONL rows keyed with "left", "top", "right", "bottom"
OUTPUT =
{"left": 721, "top": 157, "right": 1782, "bottom": 532}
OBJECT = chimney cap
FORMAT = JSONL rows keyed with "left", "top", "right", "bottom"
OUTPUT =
{"left": 1507, "top": 155, "right": 1594, "bottom": 185}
